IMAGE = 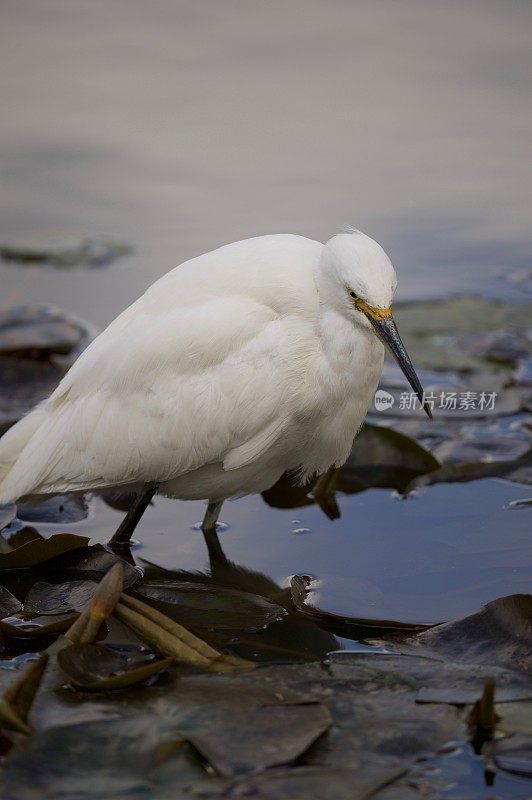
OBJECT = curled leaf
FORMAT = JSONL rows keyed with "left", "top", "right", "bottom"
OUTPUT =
{"left": 57, "top": 644, "right": 171, "bottom": 691}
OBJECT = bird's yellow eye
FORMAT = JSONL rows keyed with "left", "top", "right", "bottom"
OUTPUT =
{"left": 349, "top": 289, "right": 358, "bottom": 300}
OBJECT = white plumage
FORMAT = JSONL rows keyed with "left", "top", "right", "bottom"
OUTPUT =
{"left": 0, "top": 230, "right": 425, "bottom": 522}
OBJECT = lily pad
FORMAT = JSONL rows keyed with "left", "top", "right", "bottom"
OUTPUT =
{"left": 57, "top": 643, "right": 171, "bottom": 691}
{"left": 24, "top": 581, "right": 96, "bottom": 616}
{"left": 182, "top": 702, "right": 332, "bottom": 776}
{"left": 413, "top": 594, "right": 532, "bottom": 672}
{"left": 0, "top": 715, "right": 206, "bottom": 800}
{"left": 433, "top": 436, "right": 530, "bottom": 465}
{"left": 0, "top": 305, "right": 92, "bottom": 359}
{"left": 134, "top": 580, "right": 287, "bottom": 631}
{"left": 393, "top": 297, "right": 532, "bottom": 372}
{"left": 0, "top": 612, "right": 78, "bottom": 638}
{"left": 0, "top": 232, "right": 131, "bottom": 269}
{"left": 38, "top": 545, "right": 140, "bottom": 589}
{"left": 17, "top": 495, "right": 90, "bottom": 525}
{"left": 408, "top": 449, "right": 532, "bottom": 490}
{"left": 0, "top": 587, "right": 22, "bottom": 620}
{"left": 0, "top": 532, "right": 89, "bottom": 570}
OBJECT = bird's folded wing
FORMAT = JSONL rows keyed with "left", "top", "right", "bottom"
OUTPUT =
{"left": 223, "top": 417, "right": 290, "bottom": 471}
{"left": 0, "top": 294, "right": 309, "bottom": 501}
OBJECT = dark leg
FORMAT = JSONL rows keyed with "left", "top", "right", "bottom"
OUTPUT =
{"left": 201, "top": 500, "right": 223, "bottom": 535}
{"left": 200, "top": 501, "right": 227, "bottom": 567}
{"left": 311, "top": 466, "right": 341, "bottom": 520}
{"left": 108, "top": 481, "right": 159, "bottom": 547}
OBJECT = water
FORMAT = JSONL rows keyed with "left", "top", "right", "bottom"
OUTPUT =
{"left": 1, "top": 0, "right": 531, "bottom": 623}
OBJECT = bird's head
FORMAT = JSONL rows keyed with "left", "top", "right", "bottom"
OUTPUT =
{"left": 322, "top": 229, "right": 431, "bottom": 418}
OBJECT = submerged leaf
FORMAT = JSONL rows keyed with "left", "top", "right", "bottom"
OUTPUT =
{"left": 135, "top": 580, "right": 286, "bottom": 631}
{"left": 57, "top": 644, "right": 171, "bottom": 691}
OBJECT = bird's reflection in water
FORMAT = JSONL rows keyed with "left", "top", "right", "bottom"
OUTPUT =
{"left": 105, "top": 499, "right": 339, "bottom": 663}
{"left": 102, "top": 427, "right": 440, "bottom": 661}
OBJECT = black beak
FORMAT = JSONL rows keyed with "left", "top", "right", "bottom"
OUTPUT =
{"left": 367, "top": 315, "right": 432, "bottom": 419}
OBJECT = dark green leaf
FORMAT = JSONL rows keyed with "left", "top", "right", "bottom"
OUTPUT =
{"left": 57, "top": 643, "right": 171, "bottom": 691}
{"left": 24, "top": 580, "right": 96, "bottom": 615}
{"left": 0, "top": 533, "right": 90, "bottom": 570}
{"left": 38, "top": 545, "right": 139, "bottom": 589}
{"left": 135, "top": 580, "right": 286, "bottom": 631}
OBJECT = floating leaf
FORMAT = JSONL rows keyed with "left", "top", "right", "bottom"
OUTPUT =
{"left": 0, "top": 305, "right": 92, "bottom": 359}
{"left": 0, "top": 533, "right": 90, "bottom": 570}
{"left": 413, "top": 594, "right": 532, "bottom": 672}
{"left": 433, "top": 436, "right": 530, "bottom": 466}
{"left": 409, "top": 449, "right": 532, "bottom": 490}
{"left": 0, "top": 232, "right": 131, "bottom": 269}
{"left": 181, "top": 702, "right": 332, "bottom": 776}
{"left": 57, "top": 644, "right": 171, "bottom": 691}
{"left": 0, "top": 715, "right": 204, "bottom": 799}
{"left": 0, "top": 613, "right": 78, "bottom": 638}
{"left": 24, "top": 581, "right": 96, "bottom": 616}
{"left": 38, "top": 545, "right": 139, "bottom": 589}
{"left": 134, "top": 580, "right": 286, "bottom": 631}
{"left": 0, "top": 588, "right": 22, "bottom": 620}
{"left": 17, "top": 496, "right": 90, "bottom": 525}
{"left": 393, "top": 297, "right": 532, "bottom": 371}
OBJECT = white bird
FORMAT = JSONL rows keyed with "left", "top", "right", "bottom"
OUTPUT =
{"left": 0, "top": 230, "right": 429, "bottom": 544}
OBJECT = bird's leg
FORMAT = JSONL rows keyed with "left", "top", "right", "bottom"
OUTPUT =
{"left": 200, "top": 501, "right": 227, "bottom": 567}
{"left": 201, "top": 500, "right": 223, "bottom": 535}
{"left": 108, "top": 481, "right": 160, "bottom": 549}
{"left": 310, "top": 466, "right": 341, "bottom": 520}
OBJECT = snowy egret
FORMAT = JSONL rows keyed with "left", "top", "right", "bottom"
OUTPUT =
{"left": 0, "top": 230, "right": 430, "bottom": 544}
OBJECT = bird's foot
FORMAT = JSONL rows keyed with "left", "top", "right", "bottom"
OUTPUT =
{"left": 310, "top": 466, "right": 341, "bottom": 520}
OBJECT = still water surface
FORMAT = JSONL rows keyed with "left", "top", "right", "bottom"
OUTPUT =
{"left": 1, "top": 0, "right": 531, "bottom": 626}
